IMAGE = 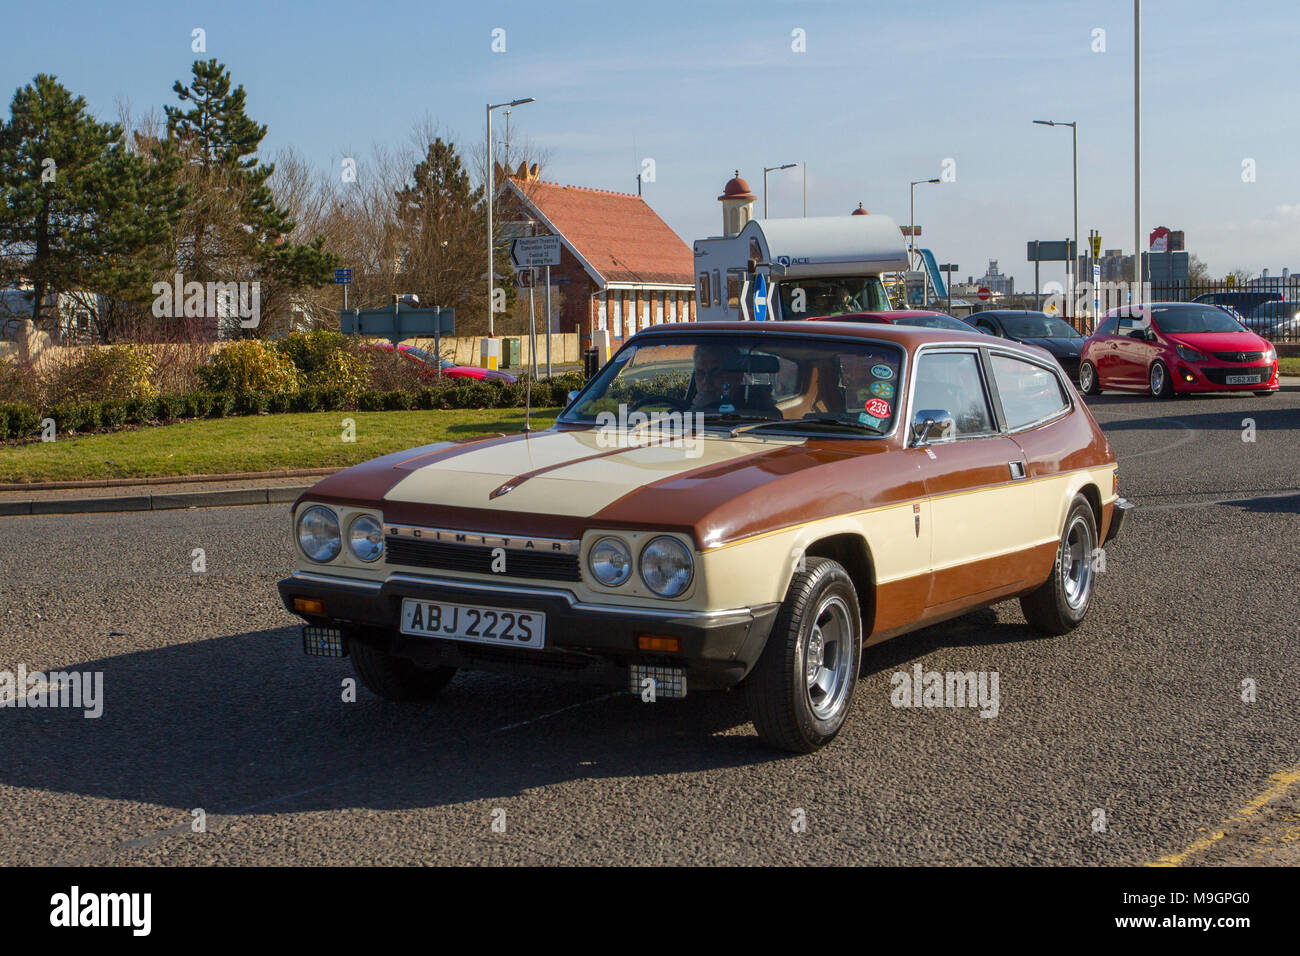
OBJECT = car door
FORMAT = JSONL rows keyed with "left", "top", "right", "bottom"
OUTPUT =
{"left": 974, "top": 315, "right": 1001, "bottom": 337}
{"left": 1113, "top": 313, "right": 1150, "bottom": 387}
{"left": 1089, "top": 315, "right": 1120, "bottom": 385}
{"left": 909, "top": 347, "right": 1035, "bottom": 613}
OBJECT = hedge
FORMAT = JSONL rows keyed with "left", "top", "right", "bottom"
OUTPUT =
{"left": 0, "top": 373, "right": 585, "bottom": 441}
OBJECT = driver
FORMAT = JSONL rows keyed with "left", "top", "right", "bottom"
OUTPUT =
{"left": 691, "top": 343, "right": 780, "bottom": 417}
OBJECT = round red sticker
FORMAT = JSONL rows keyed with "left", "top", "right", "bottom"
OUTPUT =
{"left": 864, "top": 398, "right": 891, "bottom": 418}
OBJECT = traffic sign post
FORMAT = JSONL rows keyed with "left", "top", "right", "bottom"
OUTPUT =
{"left": 334, "top": 268, "right": 353, "bottom": 310}
{"left": 939, "top": 263, "right": 958, "bottom": 313}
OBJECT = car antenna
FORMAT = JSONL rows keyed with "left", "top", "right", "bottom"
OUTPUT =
{"left": 523, "top": 375, "right": 532, "bottom": 433}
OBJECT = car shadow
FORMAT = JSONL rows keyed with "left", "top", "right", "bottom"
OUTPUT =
{"left": 1094, "top": 405, "right": 1300, "bottom": 432}
{"left": 0, "top": 606, "right": 1038, "bottom": 824}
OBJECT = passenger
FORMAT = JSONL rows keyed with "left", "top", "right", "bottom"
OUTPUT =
{"left": 691, "top": 343, "right": 780, "bottom": 417}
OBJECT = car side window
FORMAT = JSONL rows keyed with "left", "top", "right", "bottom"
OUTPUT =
{"left": 990, "top": 354, "right": 1069, "bottom": 430}
{"left": 1095, "top": 317, "right": 1117, "bottom": 335}
{"left": 912, "top": 351, "right": 995, "bottom": 439}
{"left": 976, "top": 319, "right": 998, "bottom": 335}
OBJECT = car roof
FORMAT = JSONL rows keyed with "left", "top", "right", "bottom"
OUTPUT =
{"left": 638, "top": 320, "right": 994, "bottom": 349}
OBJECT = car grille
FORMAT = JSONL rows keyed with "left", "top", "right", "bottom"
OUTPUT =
{"left": 1211, "top": 351, "right": 1266, "bottom": 363}
{"left": 1201, "top": 367, "right": 1267, "bottom": 385}
{"left": 385, "top": 537, "right": 582, "bottom": 582}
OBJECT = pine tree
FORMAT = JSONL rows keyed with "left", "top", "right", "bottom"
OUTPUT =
{"left": 0, "top": 75, "right": 182, "bottom": 331}
{"left": 165, "top": 60, "right": 336, "bottom": 334}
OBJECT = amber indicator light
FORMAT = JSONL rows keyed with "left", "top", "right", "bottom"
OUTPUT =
{"left": 294, "top": 597, "right": 325, "bottom": 615}
{"left": 637, "top": 635, "right": 682, "bottom": 653}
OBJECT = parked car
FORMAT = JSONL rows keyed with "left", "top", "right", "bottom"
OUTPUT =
{"left": 1192, "top": 290, "right": 1282, "bottom": 318}
{"left": 966, "top": 310, "right": 1084, "bottom": 380}
{"left": 280, "top": 321, "right": 1128, "bottom": 752}
{"left": 1245, "top": 300, "right": 1300, "bottom": 341}
{"left": 803, "top": 309, "right": 983, "bottom": 332}
{"left": 361, "top": 342, "right": 518, "bottom": 383}
{"left": 1079, "top": 302, "right": 1279, "bottom": 398}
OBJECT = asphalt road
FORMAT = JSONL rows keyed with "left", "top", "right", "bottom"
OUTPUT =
{"left": 1, "top": 390, "right": 1297, "bottom": 865}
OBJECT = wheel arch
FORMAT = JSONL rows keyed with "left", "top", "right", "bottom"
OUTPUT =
{"left": 802, "top": 532, "right": 876, "bottom": 637}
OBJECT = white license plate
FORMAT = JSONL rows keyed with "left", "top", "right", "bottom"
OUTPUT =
{"left": 399, "top": 599, "right": 545, "bottom": 649}
{"left": 1225, "top": 374, "right": 1260, "bottom": 384}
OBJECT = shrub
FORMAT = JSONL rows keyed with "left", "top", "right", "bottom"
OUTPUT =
{"left": 381, "top": 389, "right": 415, "bottom": 411}
{"left": 178, "top": 392, "right": 209, "bottom": 420}
{"left": 207, "top": 391, "right": 235, "bottom": 418}
{"left": 267, "top": 390, "right": 294, "bottom": 414}
{"left": 277, "top": 329, "right": 368, "bottom": 399}
{"left": 156, "top": 395, "right": 185, "bottom": 421}
{"left": 45, "top": 345, "right": 158, "bottom": 405}
{"left": 123, "top": 396, "right": 159, "bottom": 425}
{"left": 99, "top": 401, "right": 128, "bottom": 429}
{"left": 318, "top": 387, "right": 346, "bottom": 411}
{"left": 357, "top": 391, "right": 384, "bottom": 412}
{"left": 0, "top": 356, "right": 39, "bottom": 404}
{"left": 0, "top": 402, "right": 41, "bottom": 440}
{"left": 232, "top": 389, "right": 270, "bottom": 416}
{"left": 364, "top": 347, "right": 429, "bottom": 392}
{"left": 198, "top": 340, "right": 299, "bottom": 394}
{"left": 293, "top": 387, "right": 323, "bottom": 413}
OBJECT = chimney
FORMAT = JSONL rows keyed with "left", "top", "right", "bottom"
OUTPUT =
{"left": 718, "top": 170, "right": 756, "bottom": 237}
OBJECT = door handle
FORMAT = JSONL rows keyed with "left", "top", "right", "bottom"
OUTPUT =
{"left": 1008, "top": 461, "right": 1027, "bottom": 479}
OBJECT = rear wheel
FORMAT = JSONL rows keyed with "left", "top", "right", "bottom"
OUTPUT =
{"left": 350, "top": 639, "right": 457, "bottom": 701}
{"left": 1149, "top": 361, "right": 1174, "bottom": 399}
{"left": 1079, "top": 361, "right": 1101, "bottom": 395}
{"left": 1020, "top": 494, "right": 1098, "bottom": 635}
{"left": 745, "top": 557, "right": 861, "bottom": 753}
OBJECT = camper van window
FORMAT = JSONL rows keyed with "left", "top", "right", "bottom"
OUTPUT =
{"left": 777, "top": 275, "right": 890, "bottom": 319}
{"left": 712, "top": 270, "right": 722, "bottom": 306}
{"left": 727, "top": 271, "right": 743, "bottom": 313}
{"left": 698, "top": 273, "right": 710, "bottom": 305}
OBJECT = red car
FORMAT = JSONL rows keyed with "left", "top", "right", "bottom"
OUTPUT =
{"left": 1079, "top": 302, "right": 1278, "bottom": 398}
{"left": 362, "top": 343, "right": 518, "bottom": 383}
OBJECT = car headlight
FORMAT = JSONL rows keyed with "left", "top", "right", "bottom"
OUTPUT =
{"left": 1264, "top": 346, "right": 1277, "bottom": 363}
{"left": 639, "top": 536, "right": 694, "bottom": 597}
{"left": 347, "top": 514, "right": 384, "bottom": 562}
{"left": 298, "top": 506, "right": 341, "bottom": 563}
{"left": 1175, "top": 343, "right": 1208, "bottom": 362}
{"left": 589, "top": 536, "right": 632, "bottom": 586}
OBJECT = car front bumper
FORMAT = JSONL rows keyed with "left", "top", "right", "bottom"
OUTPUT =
{"left": 1104, "top": 497, "right": 1133, "bottom": 543}
{"left": 278, "top": 571, "right": 781, "bottom": 691}
{"left": 1172, "top": 361, "right": 1278, "bottom": 392}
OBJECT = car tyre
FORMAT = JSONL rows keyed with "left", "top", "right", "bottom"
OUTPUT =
{"left": 1079, "top": 361, "right": 1102, "bottom": 396}
{"left": 1020, "top": 494, "right": 1098, "bottom": 636}
{"left": 350, "top": 638, "right": 457, "bottom": 701}
{"left": 745, "top": 557, "right": 861, "bottom": 753}
{"left": 1149, "top": 361, "right": 1174, "bottom": 399}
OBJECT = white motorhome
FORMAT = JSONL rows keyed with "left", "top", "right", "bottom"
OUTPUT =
{"left": 692, "top": 174, "right": 909, "bottom": 322}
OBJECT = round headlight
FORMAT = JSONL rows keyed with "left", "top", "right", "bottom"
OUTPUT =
{"left": 640, "top": 536, "right": 694, "bottom": 597}
{"left": 298, "top": 506, "right": 341, "bottom": 563}
{"left": 348, "top": 514, "right": 384, "bottom": 562}
{"left": 589, "top": 536, "right": 632, "bottom": 586}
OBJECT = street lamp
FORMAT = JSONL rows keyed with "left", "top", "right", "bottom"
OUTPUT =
{"left": 910, "top": 178, "right": 941, "bottom": 306}
{"left": 763, "top": 164, "right": 797, "bottom": 218}
{"left": 486, "top": 97, "right": 535, "bottom": 337}
{"left": 1034, "top": 119, "right": 1078, "bottom": 320}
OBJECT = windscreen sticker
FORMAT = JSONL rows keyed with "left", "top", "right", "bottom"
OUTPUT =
{"left": 869, "top": 381, "right": 895, "bottom": 399}
{"left": 870, "top": 364, "right": 894, "bottom": 380}
{"left": 858, "top": 412, "right": 885, "bottom": 429}
{"left": 864, "top": 398, "right": 892, "bottom": 419}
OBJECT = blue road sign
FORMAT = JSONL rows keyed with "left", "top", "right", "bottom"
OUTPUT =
{"left": 754, "top": 273, "right": 768, "bottom": 321}
{"left": 340, "top": 307, "right": 454, "bottom": 342}
{"left": 334, "top": 268, "right": 353, "bottom": 285}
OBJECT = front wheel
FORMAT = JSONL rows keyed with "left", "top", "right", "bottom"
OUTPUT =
{"left": 350, "top": 639, "right": 457, "bottom": 701}
{"left": 1079, "top": 361, "right": 1101, "bottom": 396}
{"left": 1020, "top": 494, "right": 1098, "bottom": 635}
{"left": 745, "top": 557, "right": 861, "bottom": 753}
{"left": 1149, "top": 361, "right": 1174, "bottom": 398}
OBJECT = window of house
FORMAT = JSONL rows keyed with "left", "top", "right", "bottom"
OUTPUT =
{"left": 990, "top": 354, "right": 1069, "bottom": 430}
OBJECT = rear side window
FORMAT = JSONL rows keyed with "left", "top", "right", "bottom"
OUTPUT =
{"left": 1095, "top": 317, "right": 1117, "bottom": 335}
{"left": 991, "top": 354, "right": 1069, "bottom": 429}
{"left": 912, "top": 351, "right": 995, "bottom": 438}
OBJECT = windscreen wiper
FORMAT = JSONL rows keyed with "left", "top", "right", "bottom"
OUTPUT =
{"left": 731, "top": 416, "right": 884, "bottom": 436}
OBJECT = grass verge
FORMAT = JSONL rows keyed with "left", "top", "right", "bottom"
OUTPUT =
{"left": 0, "top": 408, "right": 559, "bottom": 482}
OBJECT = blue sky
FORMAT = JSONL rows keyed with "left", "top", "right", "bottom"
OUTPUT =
{"left": 5, "top": 0, "right": 1300, "bottom": 290}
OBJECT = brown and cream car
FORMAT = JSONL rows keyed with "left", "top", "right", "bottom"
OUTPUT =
{"left": 279, "top": 321, "right": 1130, "bottom": 752}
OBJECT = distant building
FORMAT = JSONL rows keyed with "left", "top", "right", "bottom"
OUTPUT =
{"left": 971, "top": 260, "right": 1014, "bottom": 296}
{"left": 498, "top": 163, "right": 696, "bottom": 353}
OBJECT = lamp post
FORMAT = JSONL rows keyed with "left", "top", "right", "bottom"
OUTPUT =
{"left": 910, "top": 178, "right": 940, "bottom": 306}
{"left": 1033, "top": 119, "right": 1078, "bottom": 319}
{"left": 486, "top": 97, "right": 534, "bottom": 337}
{"left": 1134, "top": 0, "right": 1142, "bottom": 304}
{"left": 763, "top": 163, "right": 797, "bottom": 218}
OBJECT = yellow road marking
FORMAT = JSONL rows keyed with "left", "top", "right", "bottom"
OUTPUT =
{"left": 1148, "top": 763, "right": 1300, "bottom": 866}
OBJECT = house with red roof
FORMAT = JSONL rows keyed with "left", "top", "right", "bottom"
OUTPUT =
{"left": 498, "top": 164, "right": 696, "bottom": 353}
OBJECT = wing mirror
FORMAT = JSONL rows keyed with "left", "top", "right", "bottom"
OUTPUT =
{"left": 910, "top": 408, "right": 955, "bottom": 447}
{"left": 566, "top": 390, "right": 580, "bottom": 403}
{"left": 1144, "top": 328, "right": 1158, "bottom": 342}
